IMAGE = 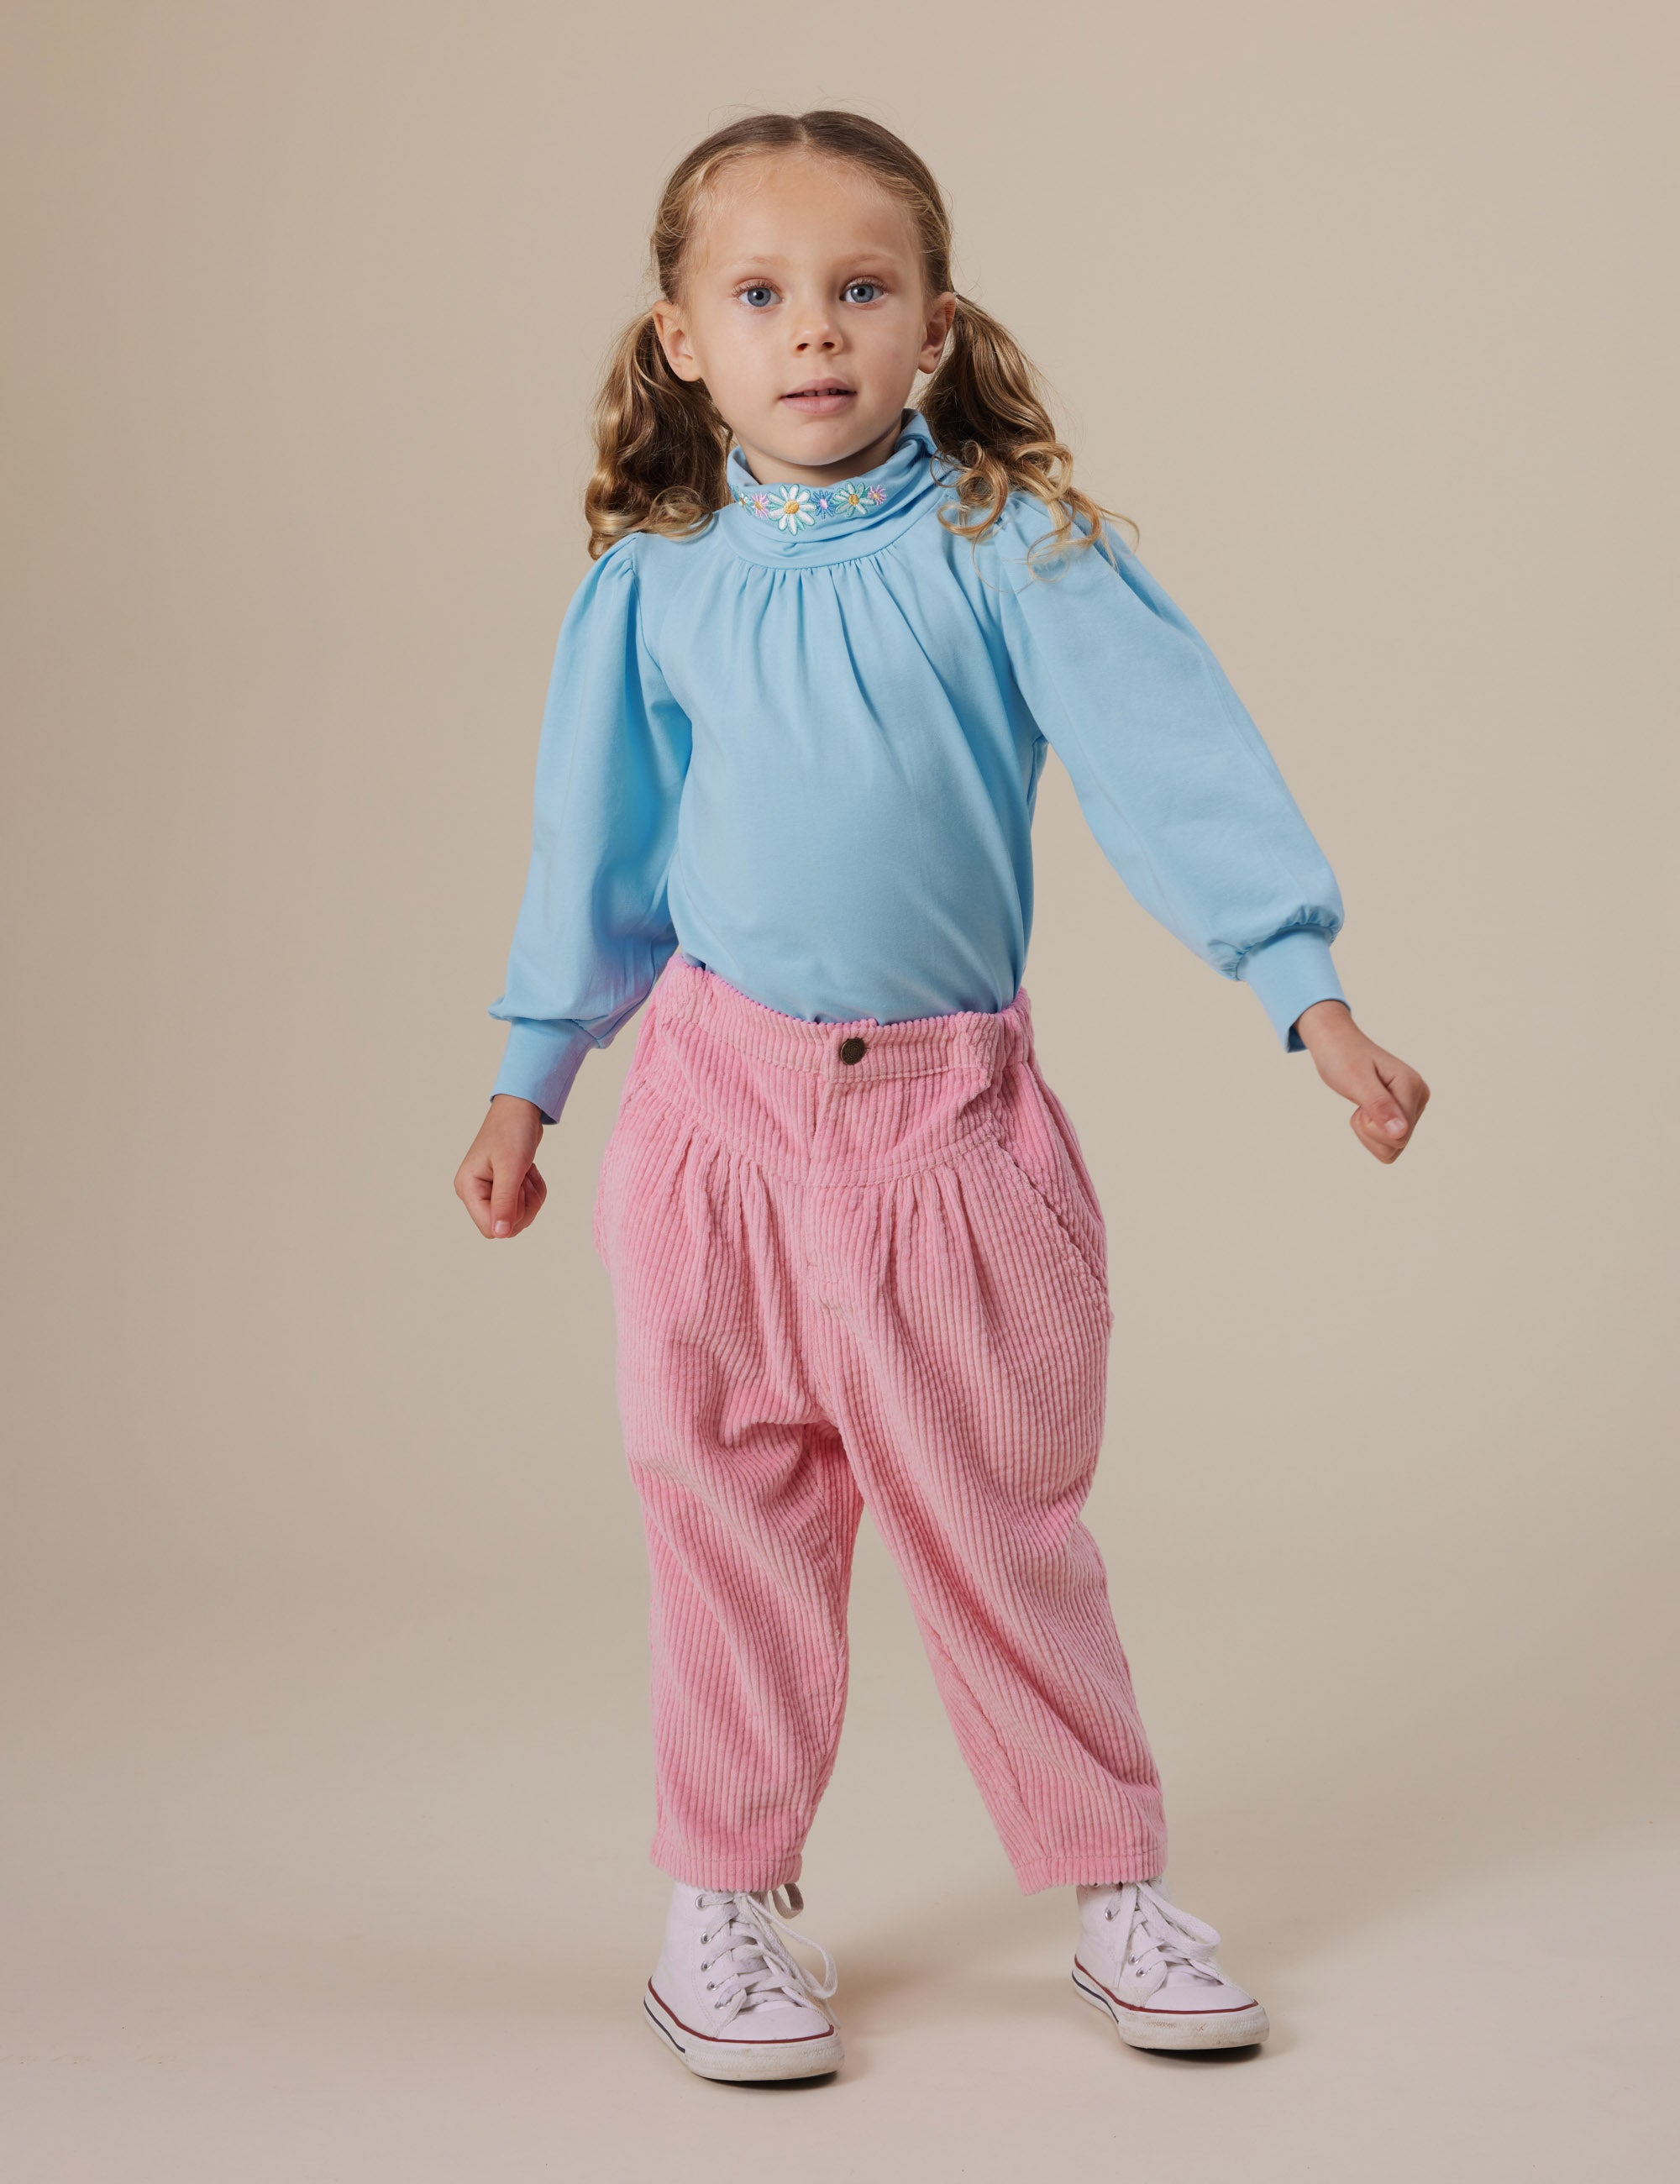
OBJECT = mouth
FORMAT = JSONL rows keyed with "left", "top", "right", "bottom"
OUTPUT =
{"left": 781, "top": 381, "right": 856, "bottom": 411}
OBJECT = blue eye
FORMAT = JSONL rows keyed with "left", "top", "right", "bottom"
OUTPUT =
{"left": 844, "top": 281, "right": 885, "bottom": 304}
{"left": 738, "top": 284, "right": 776, "bottom": 307}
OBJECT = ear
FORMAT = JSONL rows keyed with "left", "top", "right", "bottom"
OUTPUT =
{"left": 919, "top": 291, "right": 958, "bottom": 375}
{"left": 650, "top": 298, "right": 702, "bottom": 384}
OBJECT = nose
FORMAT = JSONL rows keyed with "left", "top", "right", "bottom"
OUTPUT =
{"left": 790, "top": 293, "right": 842, "bottom": 354}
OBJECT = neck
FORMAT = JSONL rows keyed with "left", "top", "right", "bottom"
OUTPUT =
{"left": 734, "top": 410, "right": 905, "bottom": 489}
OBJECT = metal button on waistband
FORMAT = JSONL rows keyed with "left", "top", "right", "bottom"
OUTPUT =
{"left": 837, "top": 1037, "right": 867, "bottom": 1063}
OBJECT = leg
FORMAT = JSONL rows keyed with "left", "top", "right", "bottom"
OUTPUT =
{"left": 632, "top": 1420, "right": 864, "bottom": 1892}
{"left": 597, "top": 1082, "right": 863, "bottom": 1892}
{"left": 809, "top": 1053, "right": 1167, "bottom": 1892}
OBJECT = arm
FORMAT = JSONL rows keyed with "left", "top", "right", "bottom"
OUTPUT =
{"left": 455, "top": 538, "right": 692, "bottom": 1237}
{"left": 995, "top": 503, "right": 1427, "bottom": 1158}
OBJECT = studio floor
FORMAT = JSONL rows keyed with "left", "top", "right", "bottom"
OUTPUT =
{"left": 3, "top": 1541, "right": 1673, "bottom": 2184}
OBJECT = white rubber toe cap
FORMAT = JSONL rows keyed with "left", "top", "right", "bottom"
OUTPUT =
{"left": 1073, "top": 1959, "right": 1270, "bottom": 2051}
{"left": 645, "top": 1982, "right": 844, "bottom": 2082}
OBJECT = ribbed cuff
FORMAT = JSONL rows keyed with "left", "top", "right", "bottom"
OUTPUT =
{"left": 490, "top": 1019, "right": 595, "bottom": 1125}
{"left": 1237, "top": 929, "right": 1346, "bottom": 1053}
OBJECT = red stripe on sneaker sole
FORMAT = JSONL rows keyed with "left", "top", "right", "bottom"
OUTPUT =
{"left": 646, "top": 1981, "right": 837, "bottom": 2045}
{"left": 1073, "top": 1956, "right": 1257, "bottom": 2014}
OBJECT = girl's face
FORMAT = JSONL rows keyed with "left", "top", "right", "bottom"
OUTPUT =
{"left": 653, "top": 152, "right": 956, "bottom": 488}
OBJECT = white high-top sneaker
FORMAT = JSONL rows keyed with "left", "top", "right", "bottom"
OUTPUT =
{"left": 644, "top": 1880, "right": 843, "bottom": 2082}
{"left": 1072, "top": 1877, "right": 1269, "bottom": 2051}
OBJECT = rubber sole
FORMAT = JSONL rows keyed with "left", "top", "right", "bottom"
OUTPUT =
{"left": 1072, "top": 1962, "right": 1269, "bottom": 2051}
{"left": 643, "top": 1987, "right": 843, "bottom": 2082}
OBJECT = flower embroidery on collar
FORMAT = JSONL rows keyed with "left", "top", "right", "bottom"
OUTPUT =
{"left": 735, "top": 476, "right": 890, "bottom": 528}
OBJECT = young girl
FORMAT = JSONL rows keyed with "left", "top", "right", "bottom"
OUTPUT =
{"left": 455, "top": 109, "right": 1427, "bottom": 2082}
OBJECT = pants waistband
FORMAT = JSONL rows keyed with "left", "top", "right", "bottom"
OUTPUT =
{"left": 649, "top": 951, "right": 1035, "bottom": 1084}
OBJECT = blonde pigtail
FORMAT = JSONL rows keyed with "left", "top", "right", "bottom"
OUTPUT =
{"left": 921, "top": 295, "right": 1138, "bottom": 572}
{"left": 583, "top": 309, "right": 732, "bottom": 559}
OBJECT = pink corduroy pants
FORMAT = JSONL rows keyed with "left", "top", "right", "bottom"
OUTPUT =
{"left": 591, "top": 950, "right": 1166, "bottom": 1895}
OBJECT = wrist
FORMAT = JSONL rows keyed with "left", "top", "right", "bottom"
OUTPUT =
{"left": 490, "top": 1093, "right": 545, "bottom": 1128}
{"left": 1294, "top": 998, "right": 1355, "bottom": 1050}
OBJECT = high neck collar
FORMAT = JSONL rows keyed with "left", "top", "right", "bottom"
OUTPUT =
{"left": 719, "top": 407, "right": 953, "bottom": 566}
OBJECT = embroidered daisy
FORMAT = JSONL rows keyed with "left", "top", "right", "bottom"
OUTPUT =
{"left": 732, "top": 472, "right": 895, "bottom": 524}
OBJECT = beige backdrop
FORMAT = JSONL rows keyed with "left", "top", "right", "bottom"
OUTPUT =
{"left": 3, "top": 3, "right": 1675, "bottom": 2176}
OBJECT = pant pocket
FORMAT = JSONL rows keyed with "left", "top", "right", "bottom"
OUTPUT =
{"left": 986, "top": 1057, "right": 1110, "bottom": 1311}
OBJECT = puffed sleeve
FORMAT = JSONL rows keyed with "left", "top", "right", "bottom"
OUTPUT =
{"left": 487, "top": 535, "right": 691, "bottom": 1121}
{"left": 993, "top": 497, "right": 1347, "bottom": 1051}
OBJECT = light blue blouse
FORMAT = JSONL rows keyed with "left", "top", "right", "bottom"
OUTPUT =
{"left": 489, "top": 406, "right": 1346, "bottom": 1123}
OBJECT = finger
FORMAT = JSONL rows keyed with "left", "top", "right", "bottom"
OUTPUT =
{"left": 1366, "top": 1052, "right": 1431, "bottom": 1141}
{"left": 489, "top": 1156, "right": 530, "bottom": 1238}
{"left": 1351, "top": 1107, "right": 1402, "bottom": 1163}
{"left": 454, "top": 1156, "right": 496, "bottom": 1237}
{"left": 1359, "top": 1087, "right": 1413, "bottom": 1147}
{"left": 508, "top": 1163, "right": 548, "bottom": 1237}
{"left": 1374, "top": 1056, "right": 1431, "bottom": 1125}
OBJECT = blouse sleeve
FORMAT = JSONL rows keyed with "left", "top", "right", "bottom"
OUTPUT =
{"left": 487, "top": 535, "right": 691, "bottom": 1122}
{"left": 993, "top": 498, "right": 1347, "bottom": 1051}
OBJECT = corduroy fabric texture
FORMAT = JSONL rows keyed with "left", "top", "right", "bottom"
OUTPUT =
{"left": 592, "top": 950, "right": 1166, "bottom": 1895}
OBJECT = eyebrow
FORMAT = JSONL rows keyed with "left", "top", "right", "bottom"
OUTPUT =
{"left": 711, "top": 251, "right": 909, "bottom": 275}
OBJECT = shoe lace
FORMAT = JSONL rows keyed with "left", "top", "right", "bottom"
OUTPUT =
{"left": 696, "top": 1882, "right": 839, "bottom": 2027}
{"left": 1101, "top": 1878, "right": 1226, "bottom": 1986}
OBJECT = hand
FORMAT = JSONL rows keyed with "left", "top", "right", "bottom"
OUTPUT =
{"left": 454, "top": 1095, "right": 549, "bottom": 1237}
{"left": 1294, "top": 1000, "right": 1430, "bottom": 1164}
